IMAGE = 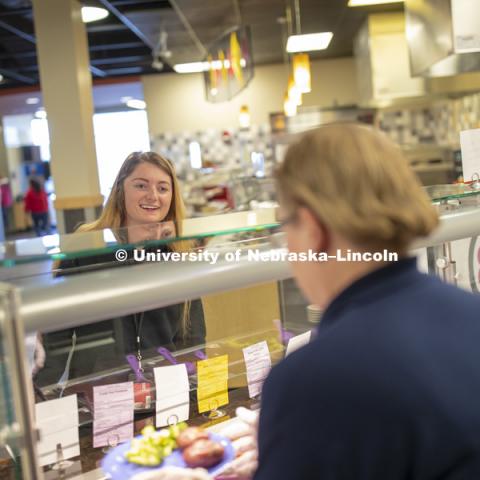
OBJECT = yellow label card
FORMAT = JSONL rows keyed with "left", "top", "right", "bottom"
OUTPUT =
{"left": 197, "top": 355, "right": 229, "bottom": 413}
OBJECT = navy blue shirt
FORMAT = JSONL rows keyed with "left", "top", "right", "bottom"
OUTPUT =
{"left": 255, "top": 258, "right": 480, "bottom": 480}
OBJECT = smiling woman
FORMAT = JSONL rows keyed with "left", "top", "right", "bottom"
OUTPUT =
{"left": 35, "top": 152, "right": 206, "bottom": 387}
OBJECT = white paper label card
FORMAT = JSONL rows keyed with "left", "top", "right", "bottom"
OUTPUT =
{"left": 460, "top": 129, "right": 480, "bottom": 182}
{"left": 93, "top": 382, "right": 134, "bottom": 448}
{"left": 285, "top": 330, "right": 312, "bottom": 357}
{"left": 154, "top": 364, "right": 190, "bottom": 427}
{"left": 243, "top": 341, "right": 272, "bottom": 398}
{"left": 452, "top": 0, "right": 480, "bottom": 52}
{"left": 35, "top": 395, "right": 80, "bottom": 467}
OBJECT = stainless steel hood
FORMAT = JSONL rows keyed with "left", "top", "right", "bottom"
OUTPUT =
{"left": 405, "top": 0, "right": 480, "bottom": 77}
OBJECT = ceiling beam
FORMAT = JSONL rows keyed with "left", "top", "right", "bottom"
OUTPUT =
{"left": 102, "top": 66, "right": 144, "bottom": 75}
{"left": 0, "top": 17, "right": 108, "bottom": 79}
{"left": 0, "top": 49, "right": 35, "bottom": 59}
{"left": 91, "top": 55, "right": 149, "bottom": 65}
{"left": 96, "top": 0, "right": 155, "bottom": 49}
{"left": 0, "top": 66, "right": 35, "bottom": 84}
{"left": 0, "top": 18, "right": 35, "bottom": 43}
{"left": 87, "top": 23, "right": 129, "bottom": 33}
{"left": 0, "top": 7, "right": 31, "bottom": 18}
{"left": 20, "top": 54, "right": 153, "bottom": 71}
{"left": 168, "top": 0, "right": 207, "bottom": 58}
{"left": 110, "top": 0, "right": 170, "bottom": 7}
{"left": 90, "top": 41, "right": 144, "bottom": 51}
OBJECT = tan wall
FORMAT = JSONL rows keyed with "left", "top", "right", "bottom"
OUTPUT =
{"left": 142, "top": 58, "right": 359, "bottom": 135}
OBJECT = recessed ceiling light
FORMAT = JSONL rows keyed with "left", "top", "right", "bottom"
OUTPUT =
{"left": 174, "top": 62, "right": 208, "bottom": 74}
{"left": 81, "top": 6, "right": 109, "bottom": 23}
{"left": 174, "top": 58, "right": 247, "bottom": 74}
{"left": 126, "top": 99, "right": 146, "bottom": 110}
{"left": 286, "top": 33, "right": 333, "bottom": 53}
{"left": 0, "top": 74, "right": 4, "bottom": 82}
{"left": 348, "top": 0, "right": 404, "bottom": 6}
{"left": 26, "top": 97, "right": 40, "bottom": 105}
{"left": 34, "top": 109, "right": 47, "bottom": 119}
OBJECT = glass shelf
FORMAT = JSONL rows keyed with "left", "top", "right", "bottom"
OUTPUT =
{"left": 2, "top": 185, "right": 480, "bottom": 268}
{"left": 0, "top": 209, "right": 280, "bottom": 268}
{"left": 424, "top": 183, "right": 480, "bottom": 202}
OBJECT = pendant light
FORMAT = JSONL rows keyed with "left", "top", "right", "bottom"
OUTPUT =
{"left": 291, "top": 0, "right": 312, "bottom": 94}
{"left": 239, "top": 105, "right": 251, "bottom": 129}
{"left": 284, "top": 92, "right": 297, "bottom": 117}
{"left": 288, "top": 75, "right": 302, "bottom": 106}
{"left": 293, "top": 53, "right": 311, "bottom": 94}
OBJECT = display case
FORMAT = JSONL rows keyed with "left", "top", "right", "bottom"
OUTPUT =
{"left": 0, "top": 204, "right": 480, "bottom": 479}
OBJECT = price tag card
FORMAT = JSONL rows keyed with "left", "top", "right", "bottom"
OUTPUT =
{"left": 93, "top": 382, "right": 134, "bottom": 448}
{"left": 243, "top": 341, "right": 272, "bottom": 398}
{"left": 35, "top": 395, "right": 80, "bottom": 467}
{"left": 460, "top": 129, "right": 480, "bottom": 182}
{"left": 197, "top": 355, "right": 229, "bottom": 414}
{"left": 285, "top": 331, "right": 311, "bottom": 357}
{"left": 154, "top": 364, "right": 190, "bottom": 427}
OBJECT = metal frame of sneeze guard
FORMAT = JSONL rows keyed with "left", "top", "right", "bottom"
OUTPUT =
{"left": 0, "top": 206, "right": 479, "bottom": 477}
{"left": 411, "top": 208, "right": 480, "bottom": 249}
{"left": 4, "top": 207, "right": 480, "bottom": 334}
{"left": 0, "top": 283, "right": 41, "bottom": 479}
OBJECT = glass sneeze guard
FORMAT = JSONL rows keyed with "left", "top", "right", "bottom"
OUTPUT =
{"left": 424, "top": 183, "right": 480, "bottom": 203}
{"left": 0, "top": 209, "right": 280, "bottom": 269}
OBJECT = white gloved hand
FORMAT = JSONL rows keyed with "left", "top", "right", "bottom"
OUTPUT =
{"left": 132, "top": 466, "right": 211, "bottom": 480}
{"left": 214, "top": 407, "right": 259, "bottom": 480}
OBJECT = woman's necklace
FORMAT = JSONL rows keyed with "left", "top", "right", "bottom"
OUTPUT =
{"left": 133, "top": 311, "right": 145, "bottom": 372}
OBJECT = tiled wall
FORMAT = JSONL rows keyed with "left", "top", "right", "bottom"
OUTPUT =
{"left": 378, "top": 92, "right": 480, "bottom": 147}
{"left": 151, "top": 125, "right": 274, "bottom": 176}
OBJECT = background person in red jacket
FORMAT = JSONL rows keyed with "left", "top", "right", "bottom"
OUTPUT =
{"left": 24, "top": 178, "right": 50, "bottom": 236}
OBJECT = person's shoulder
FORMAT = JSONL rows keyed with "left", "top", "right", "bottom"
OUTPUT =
{"left": 263, "top": 340, "right": 324, "bottom": 394}
{"left": 416, "top": 271, "right": 480, "bottom": 310}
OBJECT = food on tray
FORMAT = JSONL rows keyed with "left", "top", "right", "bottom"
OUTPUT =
{"left": 124, "top": 424, "right": 226, "bottom": 470}
{"left": 176, "top": 427, "right": 209, "bottom": 449}
{"left": 183, "top": 438, "right": 225, "bottom": 469}
{"left": 125, "top": 423, "right": 187, "bottom": 466}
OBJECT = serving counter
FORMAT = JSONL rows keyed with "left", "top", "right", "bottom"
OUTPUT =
{"left": 0, "top": 203, "right": 480, "bottom": 479}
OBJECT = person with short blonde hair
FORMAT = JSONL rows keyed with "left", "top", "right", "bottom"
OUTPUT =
{"left": 276, "top": 123, "right": 438, "bottom": 254}
{"left": 253, "top": 124, "right": 480, "bottom": 480}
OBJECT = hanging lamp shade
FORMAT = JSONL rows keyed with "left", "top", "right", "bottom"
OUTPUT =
{"left": 284, "top": 92, "right": 297, "bottom": 117}
{"left": 239, "top": 105, "right": 250, "bottom": 128}
{"left": 293, "top": 53, "right": 311, "bottom": 93}
{"left": 288, "top": 75, "right": 302, "bottom": 106}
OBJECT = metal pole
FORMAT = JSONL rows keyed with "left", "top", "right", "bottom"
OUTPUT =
{"left": 0, "top": 283, "right": 42, "bottom": 479}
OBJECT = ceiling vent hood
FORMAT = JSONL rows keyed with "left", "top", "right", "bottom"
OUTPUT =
{"left": 405, "top": 0, "right": 480, "bottom": 77}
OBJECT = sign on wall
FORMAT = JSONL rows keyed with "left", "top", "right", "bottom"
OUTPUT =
{"left": 204, "top": 26, "right": 254, "bottom": 103}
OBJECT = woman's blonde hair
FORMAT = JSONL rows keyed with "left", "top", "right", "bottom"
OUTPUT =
{"left": 276, "top": 123, "right": 438, "bottom": 254}
{"left": 78, "top": 151, "right": 193, "bottom": 336}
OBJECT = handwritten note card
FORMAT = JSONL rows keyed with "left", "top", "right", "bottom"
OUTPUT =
{"left": 197, "top": 355, "right": 229, "bottom": 414}
{"left": 460, "top": 129, "right": 480, "bottom": 182}
{"left": 35, "top": 395, "right": 80, "bottom": 467}
{"left": 285, "top": 331, "right": 311, "bottom": 357}
{"left": 243, "top": 341, "right": 272, "bottom": 398}
{"left": 154, "top": 364, "right": 190, "bottom": 427}
{"left": 93, "top": 382, "right": 134, "bottom": 448}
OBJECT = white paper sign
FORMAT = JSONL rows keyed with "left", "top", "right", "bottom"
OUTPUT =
{"left": 243, "top": 341, "right": 272, "bottom": 398}
{"left": 452, "top": 0, "right": 480, "bottom": 52}
{"left": 93, "top": 382, "right": 134, "bottom": 448}
{"left": 35, "top": 395, "right": 80, "bottom": 467}
{"left": 154, "top": 364, "right": 190, "bottom": 427}
{"left": 285, "top": 331, "right": 311, "bottom": 357}
{"left": 460, "top": 129, "right": 480, "bottom": 182}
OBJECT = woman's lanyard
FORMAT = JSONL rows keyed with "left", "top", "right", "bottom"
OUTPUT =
{"left": 133, "top": 312, "right": 145, "bottom": 372}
